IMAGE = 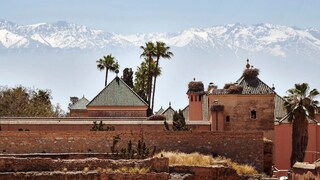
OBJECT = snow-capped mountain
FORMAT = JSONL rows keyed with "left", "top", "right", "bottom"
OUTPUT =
{"left": 1, "top": 19, "right": 320, "bottom": 58}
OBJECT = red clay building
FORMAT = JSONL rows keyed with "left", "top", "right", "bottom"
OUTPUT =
{"left": 186, "top": 61, "right": 286, "bottom": 139}
{"left": 69, "top": 77, "right": 148, "bottom": 117}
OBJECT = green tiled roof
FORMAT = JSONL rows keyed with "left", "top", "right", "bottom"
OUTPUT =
{"left": 274, "top": 95, "right": 287, "bottom": 119}
{"left": 236, "top": 76, "right": 275, "bottom": 95}
{"left": 87, "top": 77, "right": 148, "bottom": 107}
{"left": 208, "top": 76, "right": 275, "bottom": 95}
{"left": 69, "top": 97, "right": 89, "bottom": 110}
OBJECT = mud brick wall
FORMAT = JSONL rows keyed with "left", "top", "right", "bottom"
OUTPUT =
{"left": 0, "top": 131, "right": 264, "bottom": 172}
{"left": 0, "top": 172, "right": 170, "bottom": 180}
{"left": 0, "top": 157, "right": 169, "bottom": 173}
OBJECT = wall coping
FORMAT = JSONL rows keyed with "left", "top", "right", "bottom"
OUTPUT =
{"left": 0, "top": 120, "right": 211, "bottom": 125}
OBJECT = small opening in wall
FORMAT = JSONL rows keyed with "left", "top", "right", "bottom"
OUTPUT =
{"left": 190, "top": 96, "right": 193, "bottom": 102}
{"left": 251, "top": 110, "right": 257, "bottom": 119}
{"left": 195, "top": 95, "right": 197, "bottom": 102}
{"left": 199, "top": 95, "right": 202, "bottom": 101}
{"left": 226, "top": 116, "right": 230, "bottom": 123}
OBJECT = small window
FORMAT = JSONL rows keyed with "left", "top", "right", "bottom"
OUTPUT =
{"left": 195, "top": 95, "right": 197, "bottom": 102}
{"left": 226, "top": 116, "right": 230, "bottom": 123}
{"left": 199, "top": 95, "right": 202, "bottom": 101}
{"left": 190, "top": 96, "right": 193, "bottom": 102}
{"left": 251, "top": 110, "right": 257, "bottom": 119}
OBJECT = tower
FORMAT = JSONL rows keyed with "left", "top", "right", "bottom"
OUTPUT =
{"left": 187, "top": 80, "right": 205, "bottom": 121}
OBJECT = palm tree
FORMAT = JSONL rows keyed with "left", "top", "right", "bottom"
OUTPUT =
{"left": 134, "top": 59, "right": 161, "bottom": 103}
{"left": 151, "top": 41, "right": 173, "bottom": 111}
{"left": 283, "top": 83, "right": 319, "bottom": 167}
{"left": 140, "top": 42, "right": 156, "bottom": 111}
{"left": 96, "top": 54, "right": 119, "bottom": 86}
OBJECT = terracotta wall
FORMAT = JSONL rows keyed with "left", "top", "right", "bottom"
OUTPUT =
{"left": 188, "top": 94, "right": 203, "bottom": 120}
{"left": 0, "top": 131, "right": 264, "bottom": 172}
{"left": 207, "top": 94, "right": 275, "bottom": 132}
{"left": 274, "top": 123, "right": 320, "bottom": 177}
{"left": 69, "top": 110, "right": 88, "bottom": 117}
{"left": 0, "top": 122, "right": 210, "bottom": 132}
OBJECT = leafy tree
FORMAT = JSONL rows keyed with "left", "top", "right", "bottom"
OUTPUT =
{"left": 0, "top": 86, "right": 64, "bottom": 117}
{"left": 151, "top": 41, "right": 173, "bottom": 112}
{"left": 96, "top": 54, "right": 120, "bottom": 86}
{"left": 172, "top": 109, "right": 188, "bottom": 131}
{"left": 283, "top": 83, "right": 319, "bottom": 166}
{"left": 122, "top": 68, "right": 134, "bottom": 88}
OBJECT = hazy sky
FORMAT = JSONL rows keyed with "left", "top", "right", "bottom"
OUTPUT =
{"left": 1, "top": 0, "right": 320, "bottom": 34}
{"left": 1, "top": 0, "right": 320, "bottom": 112}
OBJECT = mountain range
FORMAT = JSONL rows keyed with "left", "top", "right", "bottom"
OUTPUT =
{"left": 1, "top": 19, "right": 320, "bottom": 111}
{"left": 1, "top": 19, "right": 320, "bottom": 59}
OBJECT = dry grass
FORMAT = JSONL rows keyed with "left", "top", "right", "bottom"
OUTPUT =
{"left": 155, "top": 151, "right": 258, "bottom": 176}
{"left": 228, "top": 161, "right": 258, "bottom": 176}
{"left": 155, "top": 151, "right": 226, "bottom": 166}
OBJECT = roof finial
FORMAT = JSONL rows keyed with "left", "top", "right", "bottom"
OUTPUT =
{"left": 115, "top": 69, "right": 119, "bottom": 77}
{"left": 193, "top": 77, "right": 196, "bottom": 81}
{"left": 169, "top": 101, "right": 171, "bottom": 107}
{"left": 246, "top": 58, "right": 250, "bottom": 69}
{"left": 272, "top": 84, "right": 275, "bottom": 90}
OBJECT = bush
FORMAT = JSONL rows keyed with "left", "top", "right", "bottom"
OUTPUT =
{"left": 172, "top": 110, "right": 188, "bottom": 131}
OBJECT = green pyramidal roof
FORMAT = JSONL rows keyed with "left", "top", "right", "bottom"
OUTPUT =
{"left": 69, "top": 97, "right": 89, "bottom": 110}
{"left": 87, "top": 77, "right": 148, "bottom": 107}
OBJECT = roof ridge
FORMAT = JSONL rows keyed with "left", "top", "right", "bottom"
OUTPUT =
{"left": 69, "top": 97, "right": 89, "bottom": 110}
{"left": 162, "top": 106, "right": 175, "bottom": 115}
{"left": 87, "top": 78, "right": 117, "bottom": 106}
{"left": 117, "top": 77, "right": 148, "bottom": 106}
{"left": 87, "top": 77, "right": 148, "bottom": 107}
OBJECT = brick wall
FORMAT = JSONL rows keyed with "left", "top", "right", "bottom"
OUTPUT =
{"left": 0, "top": 131, "right": 264, "bottom": 172}
{"left": 208, "top": 95, "right": 275, "bottom": 131}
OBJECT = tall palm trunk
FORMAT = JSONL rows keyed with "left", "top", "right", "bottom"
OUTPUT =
{"left": 290, "top": 111, "right": 309, "bottom": 166}
{"left": 147, "top": 57, "right": 152, "bottom": 106}
{"left": 151, "top": 58, "right": 160, "bottom": 112}
{"left": 105, "top": 68, "right": 109, "bottom": 86}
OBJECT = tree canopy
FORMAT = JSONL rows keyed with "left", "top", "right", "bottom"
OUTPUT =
{"left": 96, "top": 54, "right": 120, "bottom": 86}
{"left": 0, "top": 86, "right": 64, "bottom": 117}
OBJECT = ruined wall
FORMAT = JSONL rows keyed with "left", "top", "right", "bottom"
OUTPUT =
{"left": 170, "top": 165, "right": 240, "bottom": 180}
{"left": 0, "top": 157, "right": 168, "bottom": 172}
{"left": 0, "top": 171, "right": 170, "bottom": 180}
{"left": 0, "top": 131, "right": 264, "bottom": 172}
{"left": 291, "top": 162, "right": 320, "bottom": 180}
{"left": 208, "top": 94, "right": 275, "bottom": 131}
